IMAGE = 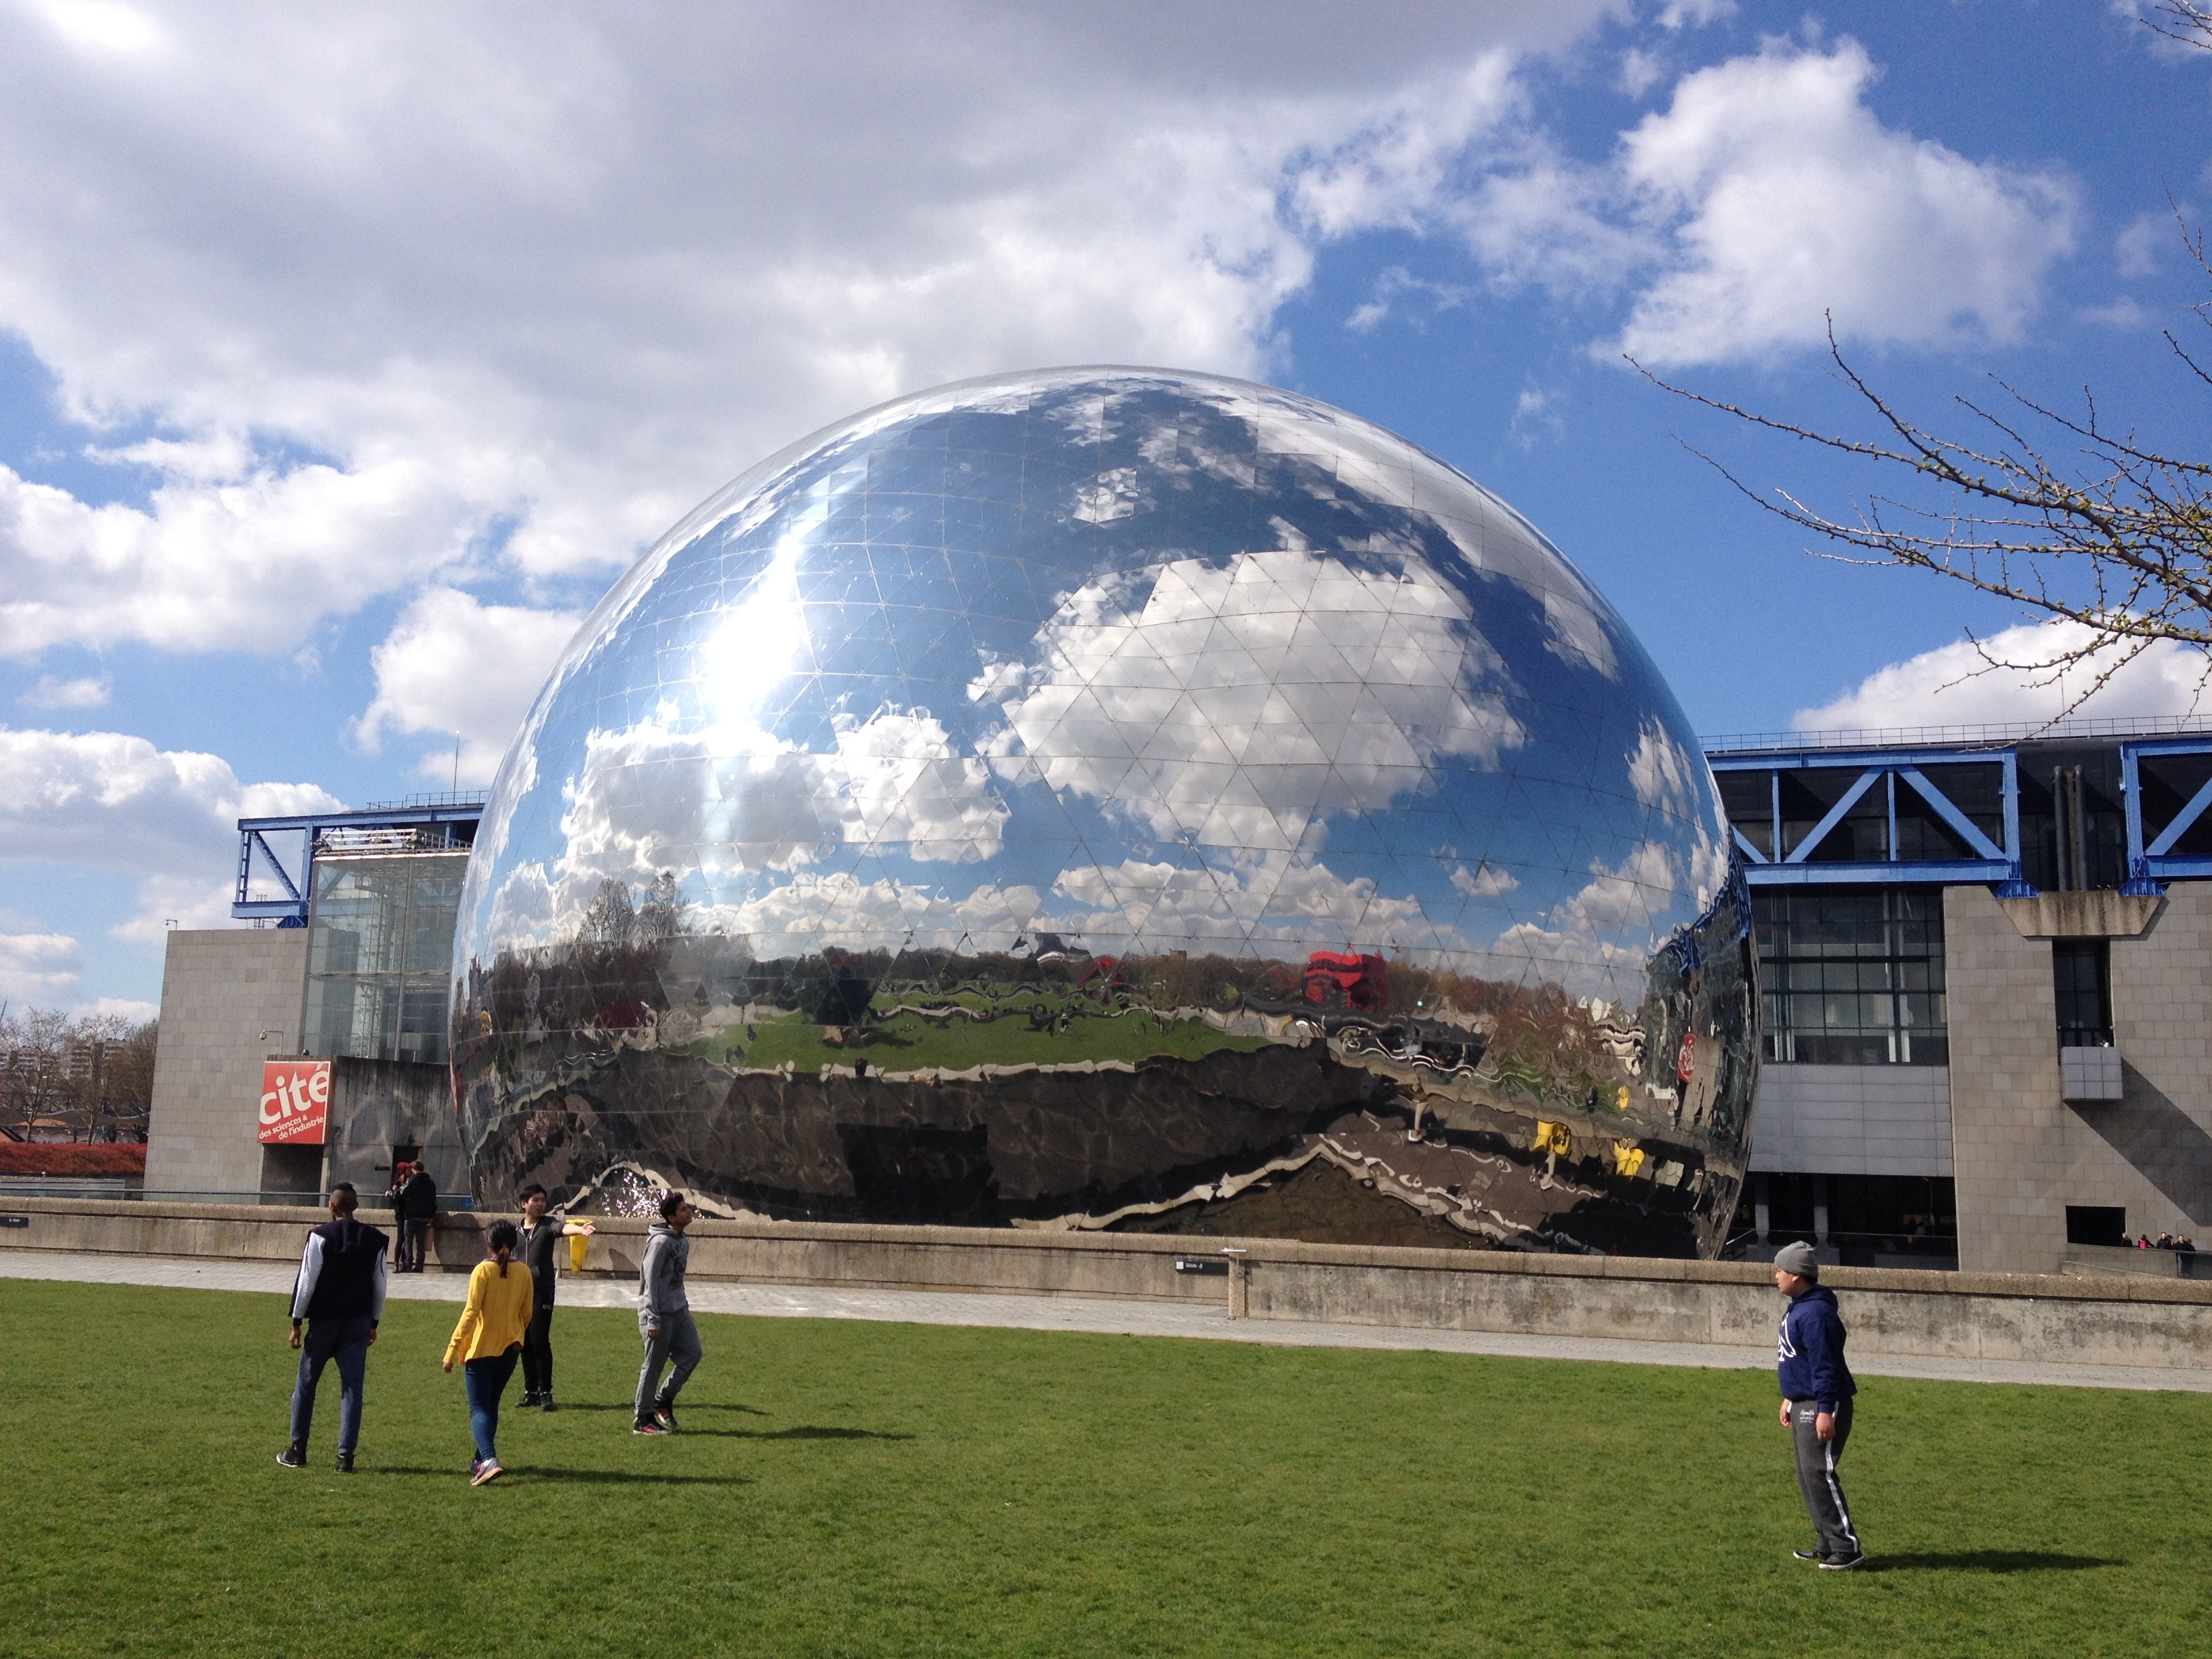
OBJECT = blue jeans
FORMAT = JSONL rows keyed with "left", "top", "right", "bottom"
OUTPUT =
{"left": 289, "top": 1315, "right": 374, "bottom": 1454}
{"left": 464, "top": 1348, "right": 520, "bottom": 1467}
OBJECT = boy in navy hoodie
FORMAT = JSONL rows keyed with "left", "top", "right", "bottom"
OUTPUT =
{"left": 1773, "top": 1240, "right": 1863, "bottom": 1570}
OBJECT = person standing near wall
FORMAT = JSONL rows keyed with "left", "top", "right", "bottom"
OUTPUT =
{"left": 515, "top": 1184, "right": 596, "bottom": 1410}
{"left": 400, "top": 1161, "right": 438, "bottom": 1272}
{"left": 278, "top": 1183, "right": 388, "bottom": 1474}
{"left": 1773, "top": 1240, "right": 1864, "bottom": 1570}
{"left": 442, "top": 1218, "right": 533, "bottom": 1486}
{"left": 382, "top": 1166, "right": 409, "bottom": 1267}
{"left": 633, "top": 1190, "right": 702, "bottom": 1435}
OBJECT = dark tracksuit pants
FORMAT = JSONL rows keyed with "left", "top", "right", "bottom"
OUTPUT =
{"left": 1792, "top": 1397, "right": 1860, "bottom": 1559}
{"left": 520, "top": 1300, "right": 556, "bottom": 1397}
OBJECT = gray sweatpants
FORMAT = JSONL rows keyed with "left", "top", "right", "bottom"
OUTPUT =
{"left": 1791, "top": 1396, "right": 1860, "bottom": 1559}
{"left": 636, "top": 1307, "right": 703, "bottom": 1423}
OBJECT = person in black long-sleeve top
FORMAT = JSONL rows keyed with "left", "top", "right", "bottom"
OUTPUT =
{"left": 277, "top": 1183, "right": 388, "bottom": 1473}
{"left": 399, "top": 1162, "right": 438, "bottom": 1271}
{"left": 514, "top": 1183, "right": 595, "bottom": 1410}
{"left": 1773, "top": 1240, "right": 1863, "bottom": 1570}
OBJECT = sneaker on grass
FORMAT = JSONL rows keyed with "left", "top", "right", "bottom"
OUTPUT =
{"left": 632, "top": 1419, "right": 667, "bottom": 1435}
{"left": 470, "top": 1460, "right": 504, "bottom": 1487}
{"left": 1818, "top": 1554, "right": 1866, "bottom": 1572}
{"left": 539, "top": 1397, "right": 558, "bottom": 1412}
{"left": 335, "top": 1451, "right": 355, "bottom": 1474}
{"left": 276, "top": 1443, "right": 306, "bottom": 1470}
{"left": 653, "top": 1403, "right": 678, "bottom": 1433}
{"left": 1792, "top": 1549, "right": 1822, "bottom": 1561}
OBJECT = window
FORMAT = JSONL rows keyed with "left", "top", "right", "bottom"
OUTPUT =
{"left": 1755, "top": 888, "right": 1947, "bottom": 1065}
{"left": 302, "top": 853, "right": 468, "bottom": 1065}
{"left": 2065, "top": 1205, "right": 2127, "bottom": 1248}
{"left": 2053, "top": 940, "right": 2112, "bottom": 1048}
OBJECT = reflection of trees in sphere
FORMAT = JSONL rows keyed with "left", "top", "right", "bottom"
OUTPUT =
{"left": 453, "top": 368, "right": 1756, "bottom": 1256}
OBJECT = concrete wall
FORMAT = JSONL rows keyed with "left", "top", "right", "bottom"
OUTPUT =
{"left": 144, "top": 928, "right": 311, "bottom": 1195}
{"left": 6, "top": 1197, "right": 2209, "bottom": 1370}
{"left": 1750, "top": 1064, "right": 1952, "bottom": 1176}
{"left": 1947, "top": 884, "right": 2212, "bottom": 1275}
{"left": 1944, "top": 885, "right": 2062, "bottom": 1272}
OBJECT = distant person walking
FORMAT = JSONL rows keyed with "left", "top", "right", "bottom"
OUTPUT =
{"left": 634, "top": 1190, "right": 702, "bottom": 1435}
{"left": 278, "top": 1183, "right": 388, "bottom": 1474}
{"left": 400, "top": 1161, "right": 438, "bottom": 1271}
{"left": 443, "top": 1219, "right": 534, "bottom": 1486}
{"left": 1773, "top": 1240, "right": 1863, "bottom": 1570}
{"left": 515, "top": 1184, "right": 596, "bottom": 1410}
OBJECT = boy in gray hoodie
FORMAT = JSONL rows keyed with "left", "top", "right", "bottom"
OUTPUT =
{"left": 634, "top": 1190, "right": 702, "bottom": 1433}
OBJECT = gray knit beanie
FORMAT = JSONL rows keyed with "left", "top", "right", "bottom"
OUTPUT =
{"left": 1773, "top": 1240, "right": 1820, "bottom": 1279}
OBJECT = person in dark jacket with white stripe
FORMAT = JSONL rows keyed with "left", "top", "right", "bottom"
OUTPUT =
{"left": 278, "top": 1183, "right": 389, "bottom": 1473}
{"left": 1773, "top": 1240, "right": 1862, "bottom": 1570}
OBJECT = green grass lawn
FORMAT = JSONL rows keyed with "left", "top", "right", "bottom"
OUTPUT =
{"left": 3, "top": 1278, "right": 2206, "bottom": 1658}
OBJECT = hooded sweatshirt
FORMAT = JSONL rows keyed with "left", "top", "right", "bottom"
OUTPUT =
{"left": 1776, "top": 1282, "right": 1856, "bottom": 1414}
{"left": 639, "top": 1219, "right": 691, "bottom": 1317}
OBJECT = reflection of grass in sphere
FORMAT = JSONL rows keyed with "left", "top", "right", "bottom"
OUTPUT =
{"left": 670, "top": 1000, "right": 1273, "bottom": 1074}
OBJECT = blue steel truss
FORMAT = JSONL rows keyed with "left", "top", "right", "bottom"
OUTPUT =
{"left": 1705, "top": 745, "right": 2032, "bottom": 895}
{"left": 2119, "top": 737, "right": 2212, "bottom": 893}
{"left": 232, "top": 800, "right": 485, "bottom": 925}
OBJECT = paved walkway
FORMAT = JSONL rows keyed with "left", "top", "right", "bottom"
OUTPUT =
{"left": 5, "top": 1249, "right": 2205, "bottom": 1392}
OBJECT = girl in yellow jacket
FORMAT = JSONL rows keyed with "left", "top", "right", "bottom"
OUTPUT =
{"left": 443, "top": 1219, "right": 533, "bottom": 1486}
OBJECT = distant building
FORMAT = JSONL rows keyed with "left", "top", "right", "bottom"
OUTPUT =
{"left": 1711, "top": 718, "right": 2212, "bottom": 1274}
{"left": 143, "top": 797, "right": 481, "bottom": 1203}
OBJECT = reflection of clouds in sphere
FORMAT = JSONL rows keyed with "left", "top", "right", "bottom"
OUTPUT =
{"left": 458, "top": 367, "right": 1730, "bottom": 1005}
{"left": 973, "top": 548, "right": 1523, "bottom": 850}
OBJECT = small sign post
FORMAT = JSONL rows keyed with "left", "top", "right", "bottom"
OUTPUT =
{"left": 257, "top": 1059, "right": 331, "bottom": 1146}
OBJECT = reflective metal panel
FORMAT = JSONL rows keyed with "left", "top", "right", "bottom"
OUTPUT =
{"left": 453, "top": 368, "right": 1755, "bottom": 1255}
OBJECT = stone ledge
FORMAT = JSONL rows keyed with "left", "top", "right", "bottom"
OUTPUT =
{"left": 7, "top": 1196, "right": 2212, "bottom": 1306}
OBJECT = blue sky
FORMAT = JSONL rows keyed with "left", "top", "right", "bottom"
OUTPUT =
{"left": 2, "top": 0, "right": 2208, "bottom": 1016}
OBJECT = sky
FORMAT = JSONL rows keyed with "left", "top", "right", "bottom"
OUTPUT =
{"left": 2, "top": 0, "right": 2209, "bottom": 1018}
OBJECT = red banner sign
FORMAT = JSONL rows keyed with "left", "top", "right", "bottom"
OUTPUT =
{"left": 258, "top": 1059, "right": 331, "bottom": 1145}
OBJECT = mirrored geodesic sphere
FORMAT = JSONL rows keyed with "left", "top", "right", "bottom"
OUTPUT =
{"left": 452, "top": 367, "right": 1755, "bottom": 1256}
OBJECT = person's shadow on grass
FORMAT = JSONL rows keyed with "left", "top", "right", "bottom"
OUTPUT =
{"left": 378, "top": 1466, "right": 754, "bottom": 1486}
{"left": 685, "top": 1425, "right": 915, "bottom": 1441}
{"left": 541, "top": 1401, "right": 769, "bottom": 1416}
{"left": 1868, "top": 1551, "right": 2118, "bottom": 1574}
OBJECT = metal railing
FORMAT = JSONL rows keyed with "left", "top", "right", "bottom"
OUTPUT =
{"left": 0, "top": 1186, "right": 474, "bottom": 1210}
{"left": 1704, "top": 712, "right": 2212, "bottom": 756}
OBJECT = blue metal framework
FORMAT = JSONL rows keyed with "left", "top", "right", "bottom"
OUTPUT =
{"left": 233, "top": 800, "right": 485, "bottom": 925}
{"left": 1706, "top": 745, "right": 2032, "bottom": 894}
{"left": 2119, "top": 737, "right": 2212, "bottom": 892}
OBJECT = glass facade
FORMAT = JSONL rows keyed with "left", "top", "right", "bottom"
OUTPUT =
{"left": 304, "top": 853, "right": 470, "bottom": 1065}
{"left": 1756, "top": 888, "right": 1946, "bottom": 1065}
{"left": 451, "top": 368, "right": 1758, "bottom": 1256}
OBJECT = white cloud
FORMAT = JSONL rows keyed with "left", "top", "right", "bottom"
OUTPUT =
{"left": 1611, "top": 41, "right": 2076, "bottom": 366}
{"left": 354, "top": 586, "right": 583, "bottom": 784}
{"left": 1656, "top": 0, "right": 1735, "bottom": 27}
{"left": 0, "top": 453, "right": 480, "bottom": 657}
{"left": 1618, "top": 48, "right": 1664, "bottom": 99}
{"left": 546, "top": 699, "right": 1010, "bottom": 935}
{"left": 0, "top": 724, "right": 342, "bottom": 942}
{"left": 1343, "top": 266, "right": 1474, "bottom": 333}
{"left": 975, "top": 547, "right": 1525, "bottom": 848}
{"left": 78, "top": 995, "right": 158, "bottom": 1023}
{"left": 20, "top": 672, "right": 111, "bottom": 709}
{"left": 1793, "top": 618, "right": 2212, "bottom": 733}
{"left": 1452, "top": 861, "right": 1520, "bottom": 897}
{"left": 2116, "top": 208, "right": 2174, "bottom": 278}
{"left": 0, "top": 930, "right": 82, "bottom": 1001}
{"left": 0, "top": 3, "right": 1612, "bottom": 660}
